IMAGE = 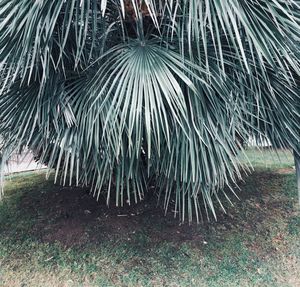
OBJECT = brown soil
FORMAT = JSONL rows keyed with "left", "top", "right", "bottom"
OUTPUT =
{"left": 20, "top": 184, "right": 207, "bottom": 247}
{"left": 17, "top": 170, "right": 294, "bottom": 248}
{"left": 275, "top": 167, "right": 295, "bottom": 174}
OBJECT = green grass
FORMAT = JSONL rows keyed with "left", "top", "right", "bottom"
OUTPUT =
{"left": 242, "top": 148, "right": 294, "bottom": 169}
{"left": 0, "top": 148, "right": 299, "bottom": 286}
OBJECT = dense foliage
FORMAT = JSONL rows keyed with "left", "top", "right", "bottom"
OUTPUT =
{"left": 0, "top": 0, "right": 299, "bottom": 222}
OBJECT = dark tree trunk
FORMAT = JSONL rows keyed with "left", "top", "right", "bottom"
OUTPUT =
{"left": 294, "top": 150, "right": 300, "bottom": 206}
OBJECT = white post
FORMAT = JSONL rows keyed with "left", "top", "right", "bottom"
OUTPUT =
{"left": 294, "top": 150, "right": 300, "bottom": 207}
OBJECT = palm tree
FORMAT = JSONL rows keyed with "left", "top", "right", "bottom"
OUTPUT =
{"left": 0, "top": 0, "right": 299, "bottom": 223}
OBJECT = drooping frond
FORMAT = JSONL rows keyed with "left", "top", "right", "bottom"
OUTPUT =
{"left": 0, "top": 0, "right": 299, "bottom": 222}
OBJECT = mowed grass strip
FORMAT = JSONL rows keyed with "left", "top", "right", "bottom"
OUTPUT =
{"left": 0, "top": 148, "right": 299, "bottom": 287}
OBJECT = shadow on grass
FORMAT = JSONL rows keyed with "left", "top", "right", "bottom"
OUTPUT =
{"left": 0, "top": 167, "right": 299, "bottom": 287}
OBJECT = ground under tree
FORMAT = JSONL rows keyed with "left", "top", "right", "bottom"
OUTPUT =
{"left": 0, "top": 0, "right": 299, "bottom": 222}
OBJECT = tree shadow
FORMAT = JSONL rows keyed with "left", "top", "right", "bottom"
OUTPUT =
{"left": 0, "top": 170, "right": 297, "bottom": 251}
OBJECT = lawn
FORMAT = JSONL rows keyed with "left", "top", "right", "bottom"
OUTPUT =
{"left": 0, "top": 148, "right": 299, "bottom": 287}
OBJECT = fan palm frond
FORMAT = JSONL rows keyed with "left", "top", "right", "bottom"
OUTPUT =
{"left": 0, "top": 0, "right": 299, "bottom": 222}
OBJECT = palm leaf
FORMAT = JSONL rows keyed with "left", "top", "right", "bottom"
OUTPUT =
{"left": 0, "top": 0, "right": 299, "bottom": 223}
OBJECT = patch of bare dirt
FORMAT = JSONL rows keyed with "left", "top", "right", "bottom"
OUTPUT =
{"left": 16, "top": 170, "right": 294, "bottom": 248}
{"left": 275, "top": 168, "right": 295, "bottom": 174}
{"left": 42, "top": 219, "right": 88, "bottom": 247}
{"left": 19, "top": 184, "right": 207, "bottom": 247}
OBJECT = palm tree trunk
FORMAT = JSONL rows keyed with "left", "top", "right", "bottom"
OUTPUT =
{"left": 294, "top": 150, "right": 300, "bottom": 206}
